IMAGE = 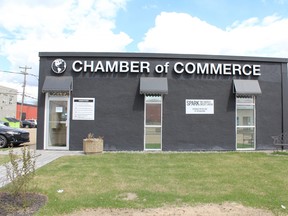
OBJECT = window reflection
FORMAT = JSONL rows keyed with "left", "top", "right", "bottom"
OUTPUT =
{"left": 146, "top": 104, "right": 161, "bottom": 125}
{"left": 237, "top": 127, "right": 255, "bottom": 149}
{"left": 145, "top": 127, "right": 161, "bottom": 149}
{"left": 237, "top": 107, "right": 254, "bottom": 126}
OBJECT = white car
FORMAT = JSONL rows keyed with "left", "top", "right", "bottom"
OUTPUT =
{"left": 26, "top": 119, "right": 37, "bottom": 128}
{"left": 0, "top": 121, "right": 9, "bottom": 127}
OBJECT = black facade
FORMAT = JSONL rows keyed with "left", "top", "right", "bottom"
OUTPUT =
{"left": 37, "top": 52, "right": 288, "bottom": 151}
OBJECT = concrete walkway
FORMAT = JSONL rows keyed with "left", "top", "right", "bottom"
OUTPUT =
{"left": 0, "top": 147, "right": 83, "bottom": 188}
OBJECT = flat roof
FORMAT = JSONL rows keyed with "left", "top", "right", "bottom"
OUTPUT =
{"left": 39, "top": 52, "right": 288, "bottom": 63}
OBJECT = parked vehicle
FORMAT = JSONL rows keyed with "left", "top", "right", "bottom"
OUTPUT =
{"left": 26, "top": 119, "right": 37, "bottom": 128}
{"left": 21, "top": 120, "right": 36, "bottom": 128}
{"left": 1, "top": 117, "right": 21, "bottom": 128}
{"left": 0, "top": 121, "right": 9, "bottom": 127}
{"left": 0, "top": 124, "right": 30, "bottom": 148}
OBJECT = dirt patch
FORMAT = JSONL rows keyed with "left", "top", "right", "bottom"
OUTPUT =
{"left": 0, "top": 191, "right": 275, "bottom": 215}
{"left": 117, "top": 192, "right": 138, "bottom": 201}
{"left": 66, "top": 202, "right": 274, "bottom": 216}
{"left": 0, "top": 192, "right": 47, "bottom": 216}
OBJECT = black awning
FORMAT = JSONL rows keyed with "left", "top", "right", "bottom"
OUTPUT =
{"left": 42, "top": 76, "right": 73, "bottom": 93}
{"left": 140, "top": 77, "right": 168, "bottom": 95}
{"left": 233, "top": 80, "right": 261, "bottom": 95}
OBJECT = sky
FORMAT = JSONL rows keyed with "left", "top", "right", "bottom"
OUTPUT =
{"left": 0, "top": 0, "right": 288, "bottom": 104}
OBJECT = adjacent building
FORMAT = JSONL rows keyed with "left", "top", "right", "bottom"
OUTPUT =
{"left": 16, "top": 103, "right": 38, "bottom": 120}
{"left": 0, "top": 85, "right": 17, "bottom": 120}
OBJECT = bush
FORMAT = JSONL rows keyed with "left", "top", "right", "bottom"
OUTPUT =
{"left": 4, "top": 145, "right": 37, "bottom": 197}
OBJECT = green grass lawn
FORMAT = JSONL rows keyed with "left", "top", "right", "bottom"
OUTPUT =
{"left": 2, "top": 152, "right": 288, "bottom": 215}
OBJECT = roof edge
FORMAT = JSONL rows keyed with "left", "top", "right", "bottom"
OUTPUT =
{"left": 38, "top": 52, "right": 288, "bottom": 63}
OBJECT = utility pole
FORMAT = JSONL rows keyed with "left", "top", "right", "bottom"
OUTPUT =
{"left": 19, "top": 66, "right": 32, "bottom": 121}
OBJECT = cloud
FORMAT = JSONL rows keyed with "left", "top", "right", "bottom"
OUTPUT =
{"left": 0, "top": 0, "right": 132, "bottom": 64}
{"left": 1, "top": 2, "right": 288, "bottom": 104}
{"left": 0, "top": 0, "right": 131, "bottom": 103}
{"left": 138, "top": 12, "right": 288, "bottom": 58}
{"left": 138, "top": 12, "right": 225, "bottom": 54}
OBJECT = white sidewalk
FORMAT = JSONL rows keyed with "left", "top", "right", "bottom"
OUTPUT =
{"left": 0, "top": 148, "right": 83, "bottom": 188}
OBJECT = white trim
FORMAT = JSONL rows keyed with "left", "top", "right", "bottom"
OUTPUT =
{"left": 236, "top": 95, "right": 256, "bottom": 150}
{"left": 44, "top": 93, "right": 70, "bottom": 150}
{"left": 44, "top": 93, "right": 49, "bottom": 150}
{"left": 144, "top": 95, "right": 163, "bottom": 151}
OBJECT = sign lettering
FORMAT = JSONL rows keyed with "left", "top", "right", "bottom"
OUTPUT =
{"left": 186, "top": 99, "right": 214, "bottom": 114}
{"left": 68, "top": 60, "right": 261, "bottom": 76}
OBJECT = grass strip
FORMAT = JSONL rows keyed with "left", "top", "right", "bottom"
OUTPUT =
{"left": 2, "top": 152, "right": 288, "bottom": 215}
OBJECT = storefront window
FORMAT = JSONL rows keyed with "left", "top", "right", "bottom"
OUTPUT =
{"left": 236, "top": 96, "right": 256, "bottom": 149}
{"left": 144, "top": 95, "right": 162, "bottom": 150}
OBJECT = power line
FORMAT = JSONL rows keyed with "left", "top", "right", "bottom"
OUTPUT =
{"left": 0, "top": 68, "right": 38, "bottom": 113}
{"left": 0, "top": 91, "right": 37, "bottom": 99}
{"left": 0, "top": 69, "right": 39, "bottom": 79}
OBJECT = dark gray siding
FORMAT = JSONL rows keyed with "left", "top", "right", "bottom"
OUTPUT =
{"left": 163, "top": 79, "right": 235, "bottom": 151}
{"left": 37, "top": 53, "right": 288, "bottom": 151}
{"left": 70, "top": 77, "right": 144, "bottom": 151}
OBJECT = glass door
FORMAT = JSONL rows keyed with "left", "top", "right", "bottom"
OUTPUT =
{"left": 45, "top": 95, "right": 69, "bottom": 150}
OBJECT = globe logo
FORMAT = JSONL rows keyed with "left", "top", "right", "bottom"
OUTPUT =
{"left": 51, "top": 59, "right": 67, "bottom": 74}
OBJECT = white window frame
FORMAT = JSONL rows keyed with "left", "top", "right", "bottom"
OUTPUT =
{"left": 236, "top": 95, "right": 256, "bottom": 150}
{"left": 144, "top": 95, "right": 163, "bottom": 151}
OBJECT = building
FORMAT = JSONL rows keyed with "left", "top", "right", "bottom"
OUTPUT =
{"left": 0, "top": 85, "right": 17, "bottom": 120}
{"left": 37, "top": 52, "right": 288, "bottom": 151}
{"left": 16, "top": 103, "right": 38, "bottom": 120}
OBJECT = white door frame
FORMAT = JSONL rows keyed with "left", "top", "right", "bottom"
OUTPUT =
{"left": 44, "top": 93, "right": 70, "bottom": 150}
